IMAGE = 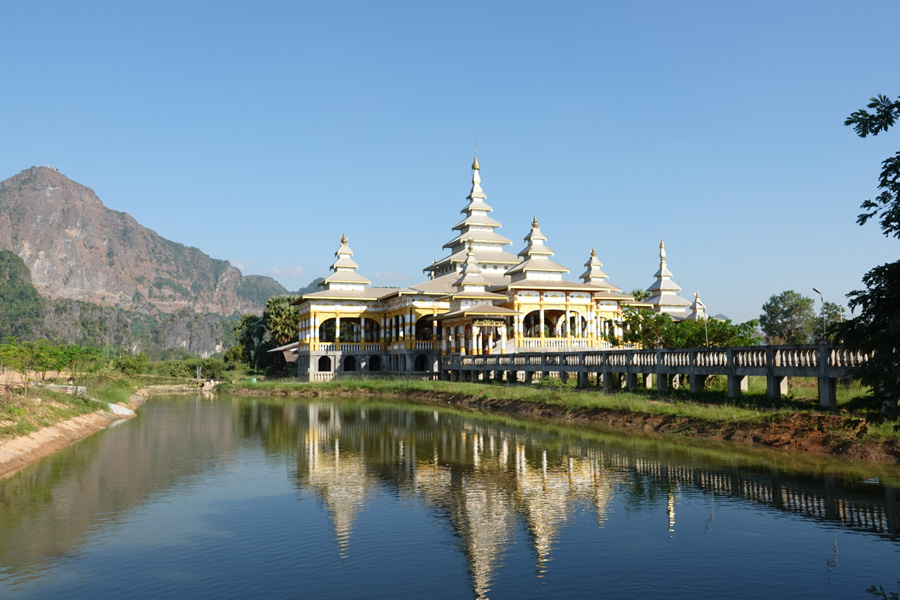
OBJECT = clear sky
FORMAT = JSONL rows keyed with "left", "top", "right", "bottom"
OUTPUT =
{"left": 1, "top": 1, "right": 897, "bottom": 323}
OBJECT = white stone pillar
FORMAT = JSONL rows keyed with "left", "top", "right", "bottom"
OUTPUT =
{"left": 335, "top": 317, "right": 341, "bottom": 344}
{"left": 539, "top": 309, "right": 545, "bottom": 338}
{"left": 500, "top": 325, "right": 507, "bottom": 354}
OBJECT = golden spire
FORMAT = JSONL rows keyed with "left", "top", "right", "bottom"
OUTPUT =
{"left": 341, "top": 233, "right": 348, "bottom": 245}
{"left": 590, "top": 247, "right": 597, "bottom": 257}
{"left": 532, "top": 215, "right": 539, "bottom": 228}
{"left": 472, "top": 151, "right": 480, "bottom": 171}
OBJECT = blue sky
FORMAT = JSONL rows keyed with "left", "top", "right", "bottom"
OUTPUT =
{"left": 1, "top": 1, "right": 897, "bottom": 322}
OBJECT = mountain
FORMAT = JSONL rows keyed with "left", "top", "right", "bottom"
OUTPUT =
{"left": 0, "top": 166, "right": 286, "bottom": 315}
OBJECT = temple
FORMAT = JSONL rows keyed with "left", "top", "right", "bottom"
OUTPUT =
{"left": 290, "top": 153, "right": 704, "bottom": 380}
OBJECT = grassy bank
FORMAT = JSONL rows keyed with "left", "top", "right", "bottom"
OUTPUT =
{"left": 216, "top": 376, "right": 900, "bottom": 462}
{"left": 0, "top": 374, "right": 144, "bottom": 441}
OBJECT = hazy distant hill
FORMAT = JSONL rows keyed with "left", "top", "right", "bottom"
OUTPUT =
{"left": 0, "top": 166, "right": 286, "bottom": 315}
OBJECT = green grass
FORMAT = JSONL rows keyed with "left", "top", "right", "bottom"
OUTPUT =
{"left": 220, "top": 377, "right": 782, "bottom": 422}
{"left": 0, "top": 390, "right": 98, "bottom": 440}
{"left": 0, "top": 372, "right": 143, "bottom": 441}
{"left": 217, "top": 375, "right": 899, "bottom": 441}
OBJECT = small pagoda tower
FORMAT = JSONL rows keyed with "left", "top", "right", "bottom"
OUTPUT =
{"left": 685, "top": 292, "right": 708, "bottom": 321}
{"left": 506, "top": 217, "right": 570, "bottom": 283}
{"left": 425, "top": 152, "right": 520, "bottom": 279}
{"left": 319, "top": 234, "right": 371, "bottom": 292}
{"left": 644, "top": 238, "right": 691, "bottom": 318}
{"left": 454, "top": 241, "right": 489, "bottom": 294}
{"left": 579, "top": 247, "right": 621, "bottom": 291}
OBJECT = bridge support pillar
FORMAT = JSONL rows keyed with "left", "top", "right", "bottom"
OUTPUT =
{"left": 603, "top": 373, "right": 615, "bottom": 391}
{"left": 767, "top": 376, "right": 788, "bottom": 398}
{"left": 644, "top": 373, "right": 654, "bottom": 389}
{"left": 818, "top": 377, "right": 837, "bottom": 410}
{"left": 727, "top": 375, "right": 748, "bottom": 398}
{"left": 525, "top": 370, "right": 534, "bottom": 385}
{"left": 689, "top": 375, "right": 707, "bottom": 394}
{"left": 578, "top": 371, "right": 588, "bottom": 388}
{"left": 657, "top": 372, "right": 668, "bottom": 394}
{"left": 626, "top": 373, "right": 638, "bottom": 391}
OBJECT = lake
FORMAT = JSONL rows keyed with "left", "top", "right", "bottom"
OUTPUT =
{"left": 1, "top": 395, "right": 899, "bottom": 599}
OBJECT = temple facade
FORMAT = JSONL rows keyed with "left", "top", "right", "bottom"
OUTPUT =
{"left": 291, "top": 154, "right": 703, "bottom": 381}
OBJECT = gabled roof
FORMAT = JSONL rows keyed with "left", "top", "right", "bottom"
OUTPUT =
{"left": 436, "top": 303, "right": 520, "bottom": 320}
{"left": 443, "top": 230, "right": 513, "bottom": 249}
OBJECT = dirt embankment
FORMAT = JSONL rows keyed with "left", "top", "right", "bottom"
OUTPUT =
{"left": 0, "top": 391, "right": 147, "bottom": 479}
{"left": 231, "top": 386, "right": 900, "bottom": 464}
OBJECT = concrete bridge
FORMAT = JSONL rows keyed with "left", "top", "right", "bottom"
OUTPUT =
{"left": 441, "top": 344, "right": 868, "bottom": 409}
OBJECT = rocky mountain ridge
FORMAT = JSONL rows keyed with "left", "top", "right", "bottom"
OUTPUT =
{"left": 0, "top": 166, "right": 286, "bottom": 316}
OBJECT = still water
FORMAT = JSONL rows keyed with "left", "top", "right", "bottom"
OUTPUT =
{"left": 1, "top": 395, "right": 899, "bottom": 599}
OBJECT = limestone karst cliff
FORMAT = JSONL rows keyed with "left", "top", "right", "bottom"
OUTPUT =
{"left": 0, "top": 166, "right": 286, "bottom": 316}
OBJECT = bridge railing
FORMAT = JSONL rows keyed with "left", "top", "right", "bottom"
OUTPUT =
{"left": 440, "top": 344, "right": 866, "bottom": 409}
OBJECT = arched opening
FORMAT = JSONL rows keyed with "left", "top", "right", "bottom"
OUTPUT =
{"left": 317, "top": 356, "right": 332, "bottom": 372}
{"left": 369, "top": 355, "right": 382, "bottom": 371}
{"left": 344, "top": 355, "right": 357, "bottom": 372}
{"left": 362, "top": 318, "right": 381, "bottom": 342}
{"left": 567, "top": 312, "right": 588, "bottom": 337}
{"left": 319, "top": 318, "right": 363, "bottom": 343}
{"left": 414, "top": 354, "right": 428, "bottom": 372}
{"left": 523, "top": 311, "right": 551, "bottom": 338}
{"left": 415, "top": 316, "right": 436, "bottom": 340}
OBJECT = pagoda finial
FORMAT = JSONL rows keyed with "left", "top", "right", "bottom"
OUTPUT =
{"left": 472, "top": 142, "right": 480, "bottom": 170}
{"left": 532, "top": 215, "right": 539, "bottom": 228}
{"left": 341, "top": 233, "right": 348, "bottom": 245}
{"left": 590, "top": 247, "right": 597, "bottom": 257}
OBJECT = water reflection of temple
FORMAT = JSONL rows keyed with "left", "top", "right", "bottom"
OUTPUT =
{"left": 274, "top": 401, "right": 900, "bottom": 598}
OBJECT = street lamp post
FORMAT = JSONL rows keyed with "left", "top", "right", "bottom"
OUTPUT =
{"left": 812, "top": 287, "right": 826, "bottom": 342}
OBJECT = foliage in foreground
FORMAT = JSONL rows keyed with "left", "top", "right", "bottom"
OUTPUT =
{"left": 612, "top": 308, "right": 759, "bottom": 349}
{"left": 840, "top": 94, "right": 900, "bottom": 405}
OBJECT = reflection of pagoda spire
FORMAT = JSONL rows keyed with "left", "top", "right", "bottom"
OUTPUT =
{"left": 300, "top": 405, "right": 372, "bottom": 561}
{"left": 460, "top": 478, "right": 515, "bottom": 599}
{"left": 413, "top": 445, "right": 516, "bottom": 598}
{"left": 667, "top": 488, "right": 676, "bottom": 537}
{"left": 515, "top": 448, "right": 571, "bottom": 575}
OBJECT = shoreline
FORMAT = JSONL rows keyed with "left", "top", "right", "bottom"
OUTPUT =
{"left": 3, "top": 380, "right": 898, "bottom": 478}
{"left": 220, "top": 381, "right": 900, "bottom": 465}
{"left": 0, "top": 387, "right": 171, "bottom": 479}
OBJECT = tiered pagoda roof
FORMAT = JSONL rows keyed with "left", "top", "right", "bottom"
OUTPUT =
{"left": 506, "top": 217, "right": 569, "bottom": 282}
{"left": 579, "top": 247, "right": 621, "bottom": 291}
{"left": 424, "top": 153, "right": 520, "bottom": 280}
{"left": 644, "top": 239, "right": 691, "bottom": 317}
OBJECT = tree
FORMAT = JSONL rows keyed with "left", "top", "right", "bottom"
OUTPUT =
{"left": 262, "top": 296, "right": 299, "bottom": 346}
{"left": 233, "top": 314, "right": 267, "bottom": 369}
{"left": 759, "top": 291, "right": 816, "bottom": 344}
{"left": 840, "top": 94, "right": 900, "bottom": 405}
{"left": 617, "top": 307, "right": 760, "bottom": 349}
{"left": 815, "top": 300, "right": 846, "bottom": 344}
{"left": 630, "top": 288, "right": 651, "bottom": 302}
{"left": 845, "top": 94, "right": 900, "bottom": 236}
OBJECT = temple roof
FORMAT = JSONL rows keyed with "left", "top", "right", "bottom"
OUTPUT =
{"left": 436, "top": 304, "right": 520, "bottom": 320}
{"left": 452, "top": 213, "right": 502, "bottom": 231}
{"left": 428, "top": 153, "right": 514, "bottom": 275}
{"left": 318, "top": 234, "right": 371, "bottom": 290}
{"left": 443, "top": 230, "right": 514, "bottom": 249}
{"left": 412, "top": 270, "right": 508, "bottom": 294}
{"left": 644, "top": 238, "right": 691, "bottom": 312}
{"left": 507, "top": 217, "right": 569, "bottom": 280}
